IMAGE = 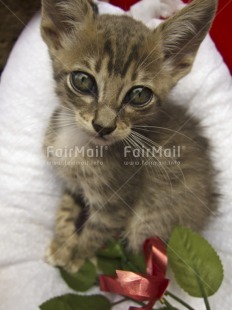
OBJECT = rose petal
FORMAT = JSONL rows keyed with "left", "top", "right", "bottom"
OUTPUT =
{"left": 143, "top": 237, "right": 167, "bottom": 277}
{"left": 100, "top": 270, "right": 169, "bottom": 301}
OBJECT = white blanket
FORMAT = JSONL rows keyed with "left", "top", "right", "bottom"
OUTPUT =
{"left": 0, "top": 1, "right": 232, "bottom": 309}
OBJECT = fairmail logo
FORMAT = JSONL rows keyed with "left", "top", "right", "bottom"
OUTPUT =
{"left": 123, "top": 145, "right": 183, "bottom": 158}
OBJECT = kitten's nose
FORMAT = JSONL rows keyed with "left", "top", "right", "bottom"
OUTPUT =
{"left": 92, "top": 121, "right": 116, "bottom": 136}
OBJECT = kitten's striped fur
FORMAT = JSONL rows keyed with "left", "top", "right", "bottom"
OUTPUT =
{"left": 41, "top": 0, "right": 218, "bottom": 272}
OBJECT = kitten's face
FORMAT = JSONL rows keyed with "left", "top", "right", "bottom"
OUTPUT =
{"left": 41, "top": 0, "right": 217, "bottom": 146}
{"left": 52, "top": 16, "right": 168, "bottom": 146}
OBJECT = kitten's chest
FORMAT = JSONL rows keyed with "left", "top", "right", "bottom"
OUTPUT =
{"left": 50, "top": 126, "right": 103, "bottom": 165}
{"left": 50, "top": 127, "right": 117, "bottom": 203}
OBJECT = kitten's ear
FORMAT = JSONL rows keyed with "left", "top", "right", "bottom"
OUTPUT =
{"left": 41, "top": 0, "right": 97, "bottom": 50}
{"left": 156, "top": 0, "right": 217, "bottom": 82}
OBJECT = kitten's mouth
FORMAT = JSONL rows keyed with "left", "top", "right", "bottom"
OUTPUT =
{"left": 83, "top": 128, "right": 122, "bottom": 146}
{"left": 93, "top": 135, "right": 113, "bottom": 146}
{"left": 87, "top": 132, "right": 119, "bottom": 146}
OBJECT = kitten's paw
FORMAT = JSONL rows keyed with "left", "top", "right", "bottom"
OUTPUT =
{"left": 66, "top": 257, "right": 85, "bottom": 273}
{"left": 45, "top": 239, "right": 85, "bottom": 273}
{"left": 45, "top": 240, "right": 70, "bottom": 268}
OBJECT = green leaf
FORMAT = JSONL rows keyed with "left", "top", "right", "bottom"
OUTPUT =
{"left": 125, "top": 251, "right": 146, "bottom": 273}
{"left": 97, "top": 241, "right": 124, "bottom": 259}
{"left": 39, "top": 294, "right": 111, "bottom": 310}
{"left": 59, "top": 260, "right": 97, "bottom": 292}
{"left": 167, "top": 227, "right": 224, "bottom": 297}
{"left": 121, "top": 260, "right": 141, "bottom": 273}
{"left": 97, "top": 257, "right": 122, "bottom": 275}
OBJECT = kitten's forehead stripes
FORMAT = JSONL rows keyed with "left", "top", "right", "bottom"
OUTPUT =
{"left": 120, "top": 43, "right": 140, "bottom": 78}
{"left": 103, "top": 39, "right": 114, "bottom": 75}
{"left": 100, "top": 32, "right": 144, "bottom": 78}
{"left": 106, "top": 41, "right": 141, "bottom": 78}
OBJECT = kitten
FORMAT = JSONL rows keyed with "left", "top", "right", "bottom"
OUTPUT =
{"left": 41, "top": 0, "right": 218, "bottom": 272}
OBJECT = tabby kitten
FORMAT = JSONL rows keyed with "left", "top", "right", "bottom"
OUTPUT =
{"left": 41, "top": 0, "right": 218, "bottom": 272}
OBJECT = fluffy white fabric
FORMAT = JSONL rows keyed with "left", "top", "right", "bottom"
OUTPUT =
{"left": 0, "top": 1, "right": 232, "bottom": 309}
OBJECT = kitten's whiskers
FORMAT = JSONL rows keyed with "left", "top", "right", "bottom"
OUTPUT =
{"left": 130, "top": 131, "right": 173, "bottom": 191}
{"left": 130, "top": 129, "right": 186, "bottom": 190}
{"left": 134, "top": 125, "right": 196, "bottom": 143}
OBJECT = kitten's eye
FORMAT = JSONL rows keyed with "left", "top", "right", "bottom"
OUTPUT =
{"left": 125, "top": 87, "right": 153, "bottom": 107}
{"left": 70, "top": 71, "right": 96, "bottom": 94}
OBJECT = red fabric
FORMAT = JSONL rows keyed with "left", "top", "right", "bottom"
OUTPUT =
{"left": 109, "top": 0, "right": 232, "bottom": 74}
{"left": 110, "top": 0, "right": 137, "bottom": 11}
{"left": 100, "top": 238, "right": 169, "bottom": 310}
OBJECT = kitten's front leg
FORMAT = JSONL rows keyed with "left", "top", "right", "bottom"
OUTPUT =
{"left": 125, "top": 205, "right": 172, "bottom": 253}
{"left": 45, "top": 191, "right": 84, "bottom": 272}
{"left": 46, "top": 191, "right": 112, "bottom": 273}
